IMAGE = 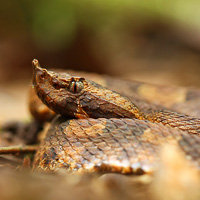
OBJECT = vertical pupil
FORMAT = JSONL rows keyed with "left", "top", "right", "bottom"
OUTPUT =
{"left": 70, "top": 81, "right": 77, "bottom": 93}
{"left": 73, "top": 81, "right": 77, "bottom": 93}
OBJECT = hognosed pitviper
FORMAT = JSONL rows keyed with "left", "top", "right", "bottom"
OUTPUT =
{"left": 31, "top": 59, "right": 200, "bottom": 174}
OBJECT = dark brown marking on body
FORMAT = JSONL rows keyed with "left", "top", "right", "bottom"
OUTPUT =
{"left": 31, "top": 60, "right": 200, "bottom": 173}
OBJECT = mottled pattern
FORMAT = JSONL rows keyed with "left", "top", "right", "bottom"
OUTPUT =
{"left": 147, "top": 110, "right": 200, "bottom": 136}
{"left": 31, "top": 61, "right": 200, "bottom": 173}
{"left": 33, "top": 117, "right": 200, "bottom": 174}
{"left": 104, "top": 76, "right": 200, "bottom": 118}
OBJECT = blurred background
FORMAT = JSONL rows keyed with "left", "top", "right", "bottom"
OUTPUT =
{"left": 1, "top": 0, "right": 200, "bottom": 121}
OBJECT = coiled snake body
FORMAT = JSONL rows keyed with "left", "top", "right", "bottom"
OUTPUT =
{"left": 31, "top": 59, "right": 200, "bottom": 174}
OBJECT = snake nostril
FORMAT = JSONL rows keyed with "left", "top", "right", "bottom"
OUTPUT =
{"left": 52, "top": 83, "right": 61, "bottom": 90}
{"left": 40, "top": 73, "right": 45, "bottom": 79}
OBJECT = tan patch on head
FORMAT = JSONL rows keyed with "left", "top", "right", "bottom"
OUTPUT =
{"left": 138, "top": 84, "right": 187, "bottom": 108}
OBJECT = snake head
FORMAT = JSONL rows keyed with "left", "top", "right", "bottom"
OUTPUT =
{"left": 32, "top": 59, "right": 143, "bottom": 119}
{"left": 32, "top": 59, "right": 88, "bottom": 118}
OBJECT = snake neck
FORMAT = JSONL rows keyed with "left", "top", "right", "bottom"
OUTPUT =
{"left": 132, "top": 109, "right": 146, "bottom": 120}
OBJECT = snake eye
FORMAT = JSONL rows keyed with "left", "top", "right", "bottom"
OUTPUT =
{"left": 69, "top": 79, "right": 84, "bottom": 93}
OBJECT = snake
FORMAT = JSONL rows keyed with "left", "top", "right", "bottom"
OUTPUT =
{"left": 31, "top": 59, "right": 200, "bottom": 174}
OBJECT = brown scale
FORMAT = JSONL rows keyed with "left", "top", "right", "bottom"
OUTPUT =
{"left": 33, "top": 117, "right": 200, "bottom": 174}
{"left": 31, "top": 59, "right": 200, "bottom": 173}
